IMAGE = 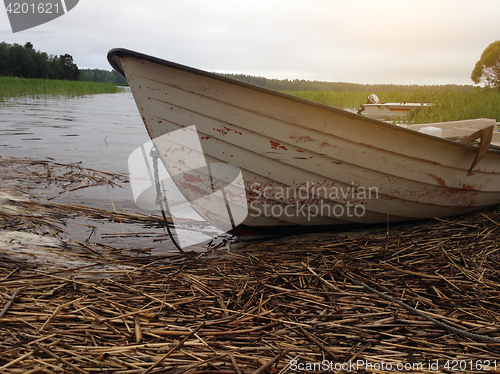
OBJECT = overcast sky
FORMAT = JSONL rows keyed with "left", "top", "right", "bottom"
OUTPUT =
{"left": 1, "top": 0, "right": 499, "bottom": 85}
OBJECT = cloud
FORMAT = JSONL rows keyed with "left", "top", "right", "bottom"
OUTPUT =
{"left": 2, "top": 0, "right": 500, "bottom": 85}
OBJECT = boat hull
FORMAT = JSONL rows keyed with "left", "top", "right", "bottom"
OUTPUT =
{"left": 108, "top": 49, "right": 500, "bottom": 234}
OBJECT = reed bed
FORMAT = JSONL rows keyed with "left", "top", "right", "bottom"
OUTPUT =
{"left": 408, "top": 89, "right": 500, "bottom": 124}
{"left": 1, "top": 156, "right": 500, "bottom": 373}
{"left": 0, "top": 77, "right": 123, "bottom": 99}
{"left": 285, "top": 88, "right": 500, "bottom": 124}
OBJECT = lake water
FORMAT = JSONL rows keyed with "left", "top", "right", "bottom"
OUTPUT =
{"left": 0, "top": 89, "right": 154, "bottom": 215}
{"left": 0, "top": 89, "right": 149, "bottom": 172}
{"left": 0, "top": 89, "right": 218, "bottom": 255}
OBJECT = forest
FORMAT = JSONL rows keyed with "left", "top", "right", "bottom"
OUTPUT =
{"left": 79, "top": 68, "right": 128, "bottom": 85}
{"left": 0, "top": 42, "right": 127, "bottom": 84}
{"left": 221, "top": 73, "right": 474, "bottom": 93}
{"left": 0, "top": 42, "right": 79, "bottom": 81}
{"left": 77, "top": 69, "right": 474, "bottom": 92}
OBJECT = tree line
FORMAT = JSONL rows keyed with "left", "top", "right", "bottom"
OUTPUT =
{"left": 0, "top": 42, "right": 79, "bottom": 81}
{"left": 79, "top": 68, "right": 128, "bottom": 85}
{"left": 77, "top": 69, "right": 473, "bottom": 92}
{"left": 221, "top": 73, "right": 473, "bottom": 93}
{"left": 0, "top": 42, "right": 126, "bottom": 84}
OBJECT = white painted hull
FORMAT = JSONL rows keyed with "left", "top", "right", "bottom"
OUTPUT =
{"left": 108, "top": 49, "right": 500, "bottom": 235}
{"left": 361, "top": 103, "right": 432, "bottom": 121}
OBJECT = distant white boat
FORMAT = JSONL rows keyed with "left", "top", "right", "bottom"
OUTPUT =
{"left": 108, "top": 48, "right": 500, "bottom": 236}
{"left": 358, "top": 94, "right": 432, "bottom": 121}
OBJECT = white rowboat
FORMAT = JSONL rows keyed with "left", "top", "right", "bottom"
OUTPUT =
{"left": 108, "top": 49, "right": 500, "bottom": 236}
{"left": 359, "top": 102, "right": 432, "bottom": 121}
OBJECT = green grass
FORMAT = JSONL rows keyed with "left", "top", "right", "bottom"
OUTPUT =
{"left": 0, "top": 76, "right": 123, "bottom": 99}
{"left": 405, "top": 89, "right": 500, "bottom": 124}
{"left": 284, "top": 89, "right": 500, "bottom": 124}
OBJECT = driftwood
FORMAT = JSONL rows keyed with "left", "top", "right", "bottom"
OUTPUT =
{"left": 1, "top": 156, "right": 500, "bottom": 373}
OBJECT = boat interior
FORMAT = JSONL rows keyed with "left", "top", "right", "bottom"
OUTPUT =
{"left": 408, "top": 118, "right": 500, "bottom": 146}
{"left": 407, "top": 118, "right": 499, "bottom": 171}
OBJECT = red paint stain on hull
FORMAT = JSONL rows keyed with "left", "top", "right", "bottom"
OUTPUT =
{"left": 428, "top": 173, "right": 447, "bottom": 187}
{"left": 459, "top": 183, "right": 477, "bottom": 191}
{"left": 289, "top": 135, "right": 315, "bottom": 143}
{"left": 214, "top": 126, "right": 243, "bottom": 136}
{"left": 270, "top": 140, "right": 288, "bottom": 151}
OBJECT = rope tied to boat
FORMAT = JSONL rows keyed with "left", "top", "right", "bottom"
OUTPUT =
{"left": 150, "top": 145, "right": 199, "bottom": 261}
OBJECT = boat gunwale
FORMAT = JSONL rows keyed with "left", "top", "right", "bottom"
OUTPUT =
{"left": 107, "top": 48, "right": 500, "bottom": 156}
{"left": 363, "top": 103, "right": 432, "bottom": 107}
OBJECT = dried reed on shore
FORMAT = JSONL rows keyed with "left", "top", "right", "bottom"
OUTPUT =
{"left": 1, "top": 156, "right": 500, "bottom": 373}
